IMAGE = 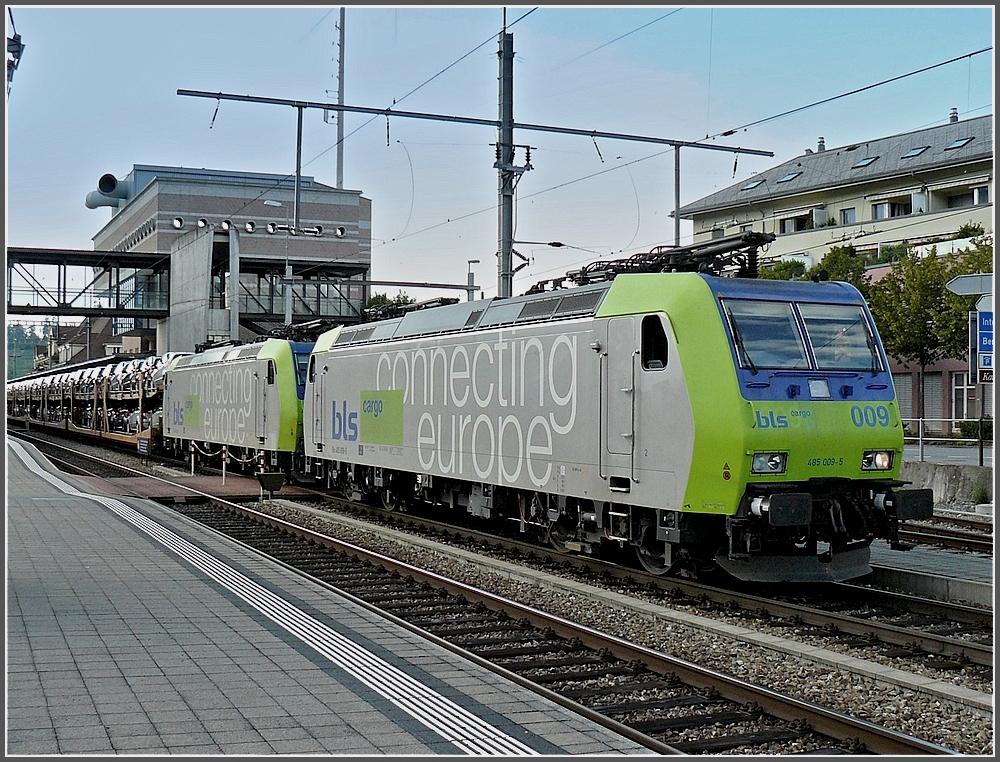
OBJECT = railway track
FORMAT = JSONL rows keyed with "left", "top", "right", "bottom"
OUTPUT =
{"left": 14, "top": 430, "right": 994, "bottom": 656}
{"left": 168, "top": 500, "right": 955, "bottom": 755}
{"left": 11, "top": 432, "right": 980, "bottom": 754}
{"left": 13, "top": 430, "right": 993, "bottom": 672}
{"left": 898, "top": 519, "right": 993, "bottom": 555}
{"left": 317, "top": 498, "right": 993, "bottom": 668}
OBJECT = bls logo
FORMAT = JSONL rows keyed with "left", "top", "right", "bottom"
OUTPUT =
{"left": 332, "top": 400, "right": 359, "bottom": 441}
{"left": 756, "top": 410, "right": 789, "bottom": 429}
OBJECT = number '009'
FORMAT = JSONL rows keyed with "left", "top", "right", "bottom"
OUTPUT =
{"left": 851, "top": 404, "right": 890, "bottom": 427}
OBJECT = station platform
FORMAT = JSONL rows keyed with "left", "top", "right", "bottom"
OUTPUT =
{"left": 868, "top": 540, "right": 993, "bottom": 608}
{"left": 7, "top": 439, "right": 650, "bottom": 755}
{"left": 78, "top": 467, "right": 316, "bottom": 504}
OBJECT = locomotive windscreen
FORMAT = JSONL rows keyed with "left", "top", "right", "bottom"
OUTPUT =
{"left": 722, "top": 300, "right": 809, "bottom": 370}
{"left": 290, "top": 342, "right": 314, "bottom": 399}
{"left": 722, "top": 299, "right": 880, "bottom": 372}
{"left": 797, "top": 303, "right": 881, "bottom": 371}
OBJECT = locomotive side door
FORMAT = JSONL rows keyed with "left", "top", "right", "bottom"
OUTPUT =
{"left": 254, "top": 359, "right": 274, "bottom": 445}
{"left": 308, "top": 355, "right": 325, "bottom": 447}
{"left": 602, "top": 316, "right": 636, "bottom": 481}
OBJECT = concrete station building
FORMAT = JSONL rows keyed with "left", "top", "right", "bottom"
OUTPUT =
{"left": 85, "top": 164, "right": 373, "bottom": 354}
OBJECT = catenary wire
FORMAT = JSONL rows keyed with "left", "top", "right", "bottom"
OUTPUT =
{"left": 699, "top": 47, "right": 992, "bottom": 143}
{"left": 560, "top": 8, "right": 683, "bottom": 66}
{"left": 204, "top": 21, "right": 987, "bottom": 295}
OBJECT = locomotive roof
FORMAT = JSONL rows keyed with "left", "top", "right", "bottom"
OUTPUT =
{"left": 702, "top": 273, "right": 866, "bottom": 304}
{"left": 171, "top": 339, "right": 313, "bottom": 369}
{"left": 332, "top": 281, "right": 613, "bottom": 346}
{"left": 174, "top": 343, "right": 265, "bottom": 368}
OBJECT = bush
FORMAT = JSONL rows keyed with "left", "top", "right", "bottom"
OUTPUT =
{"left": 971, "top": 485, "right": 991, "bottom": 505}
{"left": 958, "top": 418, "right": 993, "bottom": 441}
{"left": 954, "top": 223, "right": 984, "bottom": 240}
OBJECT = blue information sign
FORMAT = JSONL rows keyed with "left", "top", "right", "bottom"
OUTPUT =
{"left": 978, "top": 311, "right": 993, "bottom": 351}
{"left": 978, "top": 311, "right": 993, "bottom": 383}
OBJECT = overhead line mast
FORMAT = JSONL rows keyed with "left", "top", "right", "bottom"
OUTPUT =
{"left": 179, "top": 31, "right": 773, "bottom": 299}
{"left": 336, "top": 7, "right": 345, "bottom": 189}
{"left": 497, "top": 26, "right": 517, "bottom": 300}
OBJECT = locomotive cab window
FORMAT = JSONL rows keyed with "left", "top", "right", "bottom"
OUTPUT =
{"left": 723, "top": 299, "right": 809, "bottom": 370}
{"left": 293, "top": 351, "right": 310, "bottom": 387}
{"left": 641, "top": 315, "right": 668, "bottom": 370}
{"left": 798, "top": 303, "right": 880, "bottom": 371}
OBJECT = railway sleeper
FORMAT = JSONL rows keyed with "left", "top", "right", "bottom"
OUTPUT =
{"left": 629, "top": 708, "right": 762, "bottom": 734}
{"left": 524, "top": 663, "right": 646, "bottom": 684}
{"left": 920, "top": 655, "right": 972, "bottom": 671}
{"left": 397, "top": 605, "right": 494, "bottom": 619}
{"left": 493, "top": 654, "right": 607, "bottom": 671}
{"left": 423, "top": 622, "right": 532, "bottom": 637}
{"left": 461, "top": 629, "right": 564, "bottom": 648}
{"left": 363, "top": 592, "right": 450, "bottom": 606}
{"left": 347, "top": 591, "right": 439, "bottom": 605}
{"left": 594, "top": 694, "right": 726, "bottom": 715}
{"left": 560, "top": 677, "right": 679, "bottom": 699}
{"left": 669, "top": 727, "right": 808, "bottom": 755}
{"left": 381, "top": 603, "right": 484, "bottom": 618}
{"left": 400, "top": 614, "right": 500, "bottom": 628}
{"left": 923, "top": 624, "right": 982, "bottom": 638}
{"left": 469, "top": 643, "right": 588, "bottom": 658}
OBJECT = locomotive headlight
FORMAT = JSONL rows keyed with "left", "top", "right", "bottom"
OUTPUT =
{"left": 862, "top": 450, "right": 894, "bottom": 471}
{"left": 752, "top": 451, "right": 787, "bottom": 474}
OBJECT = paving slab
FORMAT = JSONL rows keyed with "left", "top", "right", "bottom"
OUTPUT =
{"left": 7, "top": 439, "right": 652, "bottom": 756}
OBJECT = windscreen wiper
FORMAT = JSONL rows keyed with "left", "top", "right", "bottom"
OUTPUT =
{"left": 727, "top": 311, "right": 758, "bottom": 375}
{"left": 864, "top": 329, "right": 880, "bottom": 376}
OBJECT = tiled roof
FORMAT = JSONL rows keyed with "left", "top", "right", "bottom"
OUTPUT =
{"left": 678, "top": 115, "right": 992, "bottom": 217}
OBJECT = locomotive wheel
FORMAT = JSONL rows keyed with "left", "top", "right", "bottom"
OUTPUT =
{"left": 635, "top": 531, "right": 672, "bottom": 576}
{"left": 546, "top": 499, "right": 579, "bottom": 553}
{"left": 346, "top": 466, "right": 373, "bottom": 503}
{"left": 379, "top": 471, "right": 409, "bottom": 512}
{"left": 380, "top": 488, "right": 405, "bottom": 511}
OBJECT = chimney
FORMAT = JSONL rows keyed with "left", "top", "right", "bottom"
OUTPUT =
{"left": 817, "top": 137, "right": 826, "bottom": 152}
{"left": 949, "top": 108, "right": 958, "bottom": 123}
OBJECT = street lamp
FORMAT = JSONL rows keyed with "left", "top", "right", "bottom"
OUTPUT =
{"left": 466, "top": 259, "right": 480, "bottom": 302}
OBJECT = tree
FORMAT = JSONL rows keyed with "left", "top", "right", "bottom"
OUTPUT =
{"left": 808, "top": 244, "right": 870, "bottom": 296}
{"left": 366, "top": 290, "right": 415, "bottom": 309}
{"left": 758, "top": 259, "right": 805, "bottom": 280}
{"left": 938, "top": 235, "right": 993, "bottom": 360}
{"left": 7, "top": 324, "right": 47, "bottom": 379}
{"left": 867, "top": 245, "right": 950, "bottom": 419}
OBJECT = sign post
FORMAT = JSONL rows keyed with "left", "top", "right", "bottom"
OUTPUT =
{"left": 948, "top": 278, "right": 992, "bottom": 467}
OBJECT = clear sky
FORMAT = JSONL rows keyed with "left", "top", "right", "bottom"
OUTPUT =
{"left": 5, "top": 4, "right": 994, "bottom": 301}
